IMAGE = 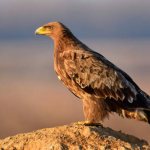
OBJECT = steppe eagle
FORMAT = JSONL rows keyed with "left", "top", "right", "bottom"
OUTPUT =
{"left": 35, "top": 22, "right": 150, "bottom": 124}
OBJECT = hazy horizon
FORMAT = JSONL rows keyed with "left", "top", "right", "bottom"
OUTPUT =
{"left": 0, "top": 38, "right": 150, "bottom": 142}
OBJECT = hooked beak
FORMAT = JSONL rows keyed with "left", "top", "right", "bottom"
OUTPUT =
{"left": 35, "top": 26, "right": 47, "bottom": 35}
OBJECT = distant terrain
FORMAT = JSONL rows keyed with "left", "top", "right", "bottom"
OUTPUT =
{"left": 0, "top": 39, "right": 150, "bottom": 143}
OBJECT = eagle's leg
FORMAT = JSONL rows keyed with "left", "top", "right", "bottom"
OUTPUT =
{"left": 82, "top": 98, "right": 109, "bottom": 125}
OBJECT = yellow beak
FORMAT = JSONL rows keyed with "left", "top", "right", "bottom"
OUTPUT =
{"left": 35, "top": 26, "right": 47, "bottom": 35}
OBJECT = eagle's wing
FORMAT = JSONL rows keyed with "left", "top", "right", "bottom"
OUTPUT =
{"left": 62, "top": 49, "right": 137, "bottom": 103}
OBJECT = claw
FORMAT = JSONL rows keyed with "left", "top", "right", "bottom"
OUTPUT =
{"left": 74, "top": 121, "right": 102, "bottom": 127}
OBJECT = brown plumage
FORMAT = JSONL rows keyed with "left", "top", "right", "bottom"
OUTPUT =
{"left": 35, "top": 22, "right": 150, "bottom": 124}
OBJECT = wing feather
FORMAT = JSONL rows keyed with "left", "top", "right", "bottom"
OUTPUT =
{"left": 62, "top": 50, "right": 137, "bottom": 102}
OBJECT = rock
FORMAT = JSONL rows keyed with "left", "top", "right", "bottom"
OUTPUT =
{"left": 0, "top": 123, "right": 149, "bottom": 150}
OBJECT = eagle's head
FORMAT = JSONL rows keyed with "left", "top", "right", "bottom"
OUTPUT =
{"left": 35, "top": 22, "right": 70, "bottom": 40}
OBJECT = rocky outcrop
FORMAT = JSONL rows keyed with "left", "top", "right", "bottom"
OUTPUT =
{"left": 0, "top": 123, "right": 149, "bottom": 150}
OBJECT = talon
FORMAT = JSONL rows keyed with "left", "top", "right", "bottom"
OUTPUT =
{"left": 84, "top": 122, "right": 103, "bottom": 127}
{"left": 74, "top": 121, "right": 102, "bottom": 127}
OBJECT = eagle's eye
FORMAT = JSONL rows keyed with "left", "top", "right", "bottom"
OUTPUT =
{"left": 43, "top": 25, "right": 54, "bottom": 30}
{"left": 48, "top": 25, "right": 54, "bottom": 30}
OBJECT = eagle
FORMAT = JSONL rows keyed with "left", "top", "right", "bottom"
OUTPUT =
{"left": 35, "top": 22, "right": 150, "bottom": 125}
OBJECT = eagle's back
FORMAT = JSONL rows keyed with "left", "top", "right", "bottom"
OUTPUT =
{"left": 54, "top": 45, "right": 150, "bottom": 123}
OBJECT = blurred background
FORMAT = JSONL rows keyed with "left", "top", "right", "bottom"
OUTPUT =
{"left": 0, "top": 0, "right": 150, "bottom": 143}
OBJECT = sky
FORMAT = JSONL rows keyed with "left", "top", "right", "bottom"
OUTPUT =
{"left": 0, "top": 0, "right": 150, "bottom": 39}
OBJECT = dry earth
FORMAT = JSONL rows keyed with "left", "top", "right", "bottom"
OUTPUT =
{"left": 0, "top": 123, "right": 149, "bottom": 150}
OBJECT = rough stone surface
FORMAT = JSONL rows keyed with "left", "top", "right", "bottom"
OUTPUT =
{"left": 0, "top": 123, "right": 149, "bottom": 150}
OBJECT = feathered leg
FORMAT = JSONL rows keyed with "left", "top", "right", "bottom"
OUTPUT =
{"left": 82, "top": 98, "right": 109, "bottom": 124}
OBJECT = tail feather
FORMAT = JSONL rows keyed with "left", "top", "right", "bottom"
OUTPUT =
{"left": 135, "top": 91, "right": 150, "bottom": 123}
{"left": 144, "top": 110, "right": 150, "bottom": 124}
{"left": 121, "top": 109, "right": 150, "bottom": 124}
{"left": 109, "top": 90, "right": 150, "bottom": 124}
{"left": 146, "top": 100, "right": 150, "bottom": 109}
{"left": 142, "top": 95, "right": 150, "bottom": 123}
{"left": 140, "top": 90, "right": 150, "bottom": 109}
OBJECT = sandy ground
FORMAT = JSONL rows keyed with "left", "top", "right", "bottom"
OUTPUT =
{"left": 0, "top": 124, "right": 149, "bottom": 149}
